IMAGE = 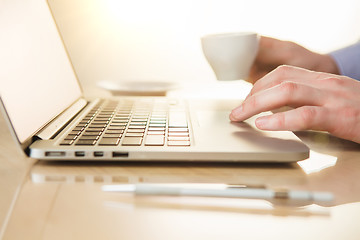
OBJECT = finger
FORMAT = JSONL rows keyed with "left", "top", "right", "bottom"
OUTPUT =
{"left": 254, "top": 106, "right": 331, "bottom": 132}
{"left": 230, "top": 81, "right": 326, "bottom": 122}
{"left": 255, "top": 105, "right": 360, "bottom": 144}
{"left": 329, "top": 106, "right": 360, "bottom": 143}
{"left": 248, "top": 65, "right": 328, "bottom": 98}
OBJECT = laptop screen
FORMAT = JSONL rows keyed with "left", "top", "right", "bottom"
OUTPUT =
{"left": 0, "top": 0, "right": 82, "bottom": 143}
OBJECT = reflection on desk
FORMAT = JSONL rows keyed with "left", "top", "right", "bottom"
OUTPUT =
{"left": 27, "top": 147, "right": 360, "bottom": 208}
{"left": 30, "top": 161, "right": 306, "bottom": 186}
{"left": 4, "top": 146, "right": 360, "bottom": 240}
{"left": 2, "top": 82, "right": 360, "bottom": 239}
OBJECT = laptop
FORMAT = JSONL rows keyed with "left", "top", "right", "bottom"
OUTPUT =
{"left": 0, "top": 0, "right": 309, "bottom": 162}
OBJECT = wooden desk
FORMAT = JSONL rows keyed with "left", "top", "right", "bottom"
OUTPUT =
{"left": 1, "top": 83, "right": 360, "bottom": 240}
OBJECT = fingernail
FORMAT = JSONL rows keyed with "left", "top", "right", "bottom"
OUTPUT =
{"left": 255, "top": 117, "right": 270, "bottom": 129}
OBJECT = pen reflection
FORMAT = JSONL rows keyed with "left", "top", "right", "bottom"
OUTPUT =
{"left": 103, "top": 197, "right": 331, "bottom": 218}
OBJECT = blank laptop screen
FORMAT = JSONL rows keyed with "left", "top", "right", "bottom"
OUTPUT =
{"left": 0, "top": 0, "right": 82, "bottom": 143}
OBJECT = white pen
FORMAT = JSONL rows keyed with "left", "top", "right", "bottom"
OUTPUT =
{"left": 102, "top": 184, "right": 334, "bottom": 203}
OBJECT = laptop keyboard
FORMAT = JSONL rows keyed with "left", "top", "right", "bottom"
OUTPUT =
{"left": 59, "top": 99, "right": 191, "bottom": 147}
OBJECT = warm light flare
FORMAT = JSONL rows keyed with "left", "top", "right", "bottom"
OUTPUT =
{"left": 48, "top": 0, "right": 360, "bottom": 84}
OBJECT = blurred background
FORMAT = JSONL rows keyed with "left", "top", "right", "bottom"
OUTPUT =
{"left": 48, "top": 0, "right": 360, "bottom": 88}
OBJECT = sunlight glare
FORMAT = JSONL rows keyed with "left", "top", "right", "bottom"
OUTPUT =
{"left": 297, "top": 151, "right": 338, "bottom": 175}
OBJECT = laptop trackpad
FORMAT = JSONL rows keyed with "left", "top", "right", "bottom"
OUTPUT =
{"left": 195, "top": 110, "right": 255, "bottom": 128}
{"left": 194, "top": 110, "right": 304, "bottom": 150}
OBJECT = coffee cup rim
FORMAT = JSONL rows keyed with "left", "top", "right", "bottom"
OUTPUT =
{"left": 201, "top": 31, "right": 257, "bottom": 39}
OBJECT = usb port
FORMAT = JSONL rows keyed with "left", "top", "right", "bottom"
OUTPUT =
{"left": 112, "top": 152, "right": 129, "bottom": 158}
{"left": 75, "top": 151, "right": 85, "bottom": 157}
{"left": 45, "top": 151, "right": 65, "bottom": 157}
{"left": 94, "top": 151, "right": 104, "bottom": 157}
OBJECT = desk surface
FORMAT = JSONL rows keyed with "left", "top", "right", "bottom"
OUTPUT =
{"left": 1, "top": 83, "right": 360, "bottom": 240}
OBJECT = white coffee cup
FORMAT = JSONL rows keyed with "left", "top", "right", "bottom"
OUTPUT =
{"left": 201, "top": 32, "right": 259, "bottom": 80}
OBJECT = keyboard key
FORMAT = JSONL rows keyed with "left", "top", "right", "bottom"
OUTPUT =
{"left": 91, "top": 121, "right": 109, "bottom": 125}
{"left": 76, "top": 123, "right": 88, "bottom": 128}
{"left": 64, "top": 134, "right": 78, "bottom": 140}
{"left": 70, "top": 130, "right": 82, "bottom": 135}
{"left": 115, "top": 114, "right": 131, "bottom": 117}
{"left": 168, "top": 128, "right": 189, "bottom": 132}
{"left": 83, "top": 131, "right": 102, "bottom": 136}
{"left": 99, "top": 111, "right": 115, "bottom": 114}
{"left": 103, "top": 133, "right": 123, "bottom": 138}
{"left": 147, "top": 131, "right": 165, "bottom": 135}
{"left": 113, "top": 117, "right": 130, "bottom": 120}
{"left": 149, "top": 120, "right": 166, "bottom": 124}
{"left": 149, "top": 123, "right": 166, "bottom": 127}
{"left": 169, "top": 112, "right": 188, "bottom": 128}
{"left": 145, "top": 135, "right": 165, "bottom": 146}
{"left": 132, "top": 115, "right": 149, "bottom": 119}
{"left": 85, "top": 127, "right": 105, "bottom": 132}
{"left": 98, "top": 138, "right": 120, "bottom": 146}
{"left": 131, "top": 118, "right": 148, "bottom": 122}
{"left": 106, "top": 130, "right": 124, "bottom": 134}
{"left": 129, "top": 122, "right": 147, "bottom": 126}
{"left": 151, "top": 115, "right": 167, "bottom": 119}
{"left": 94, "top": 117, "right": 111, "bottom": 121}
{"left": 97, "top": 114, "right": 112, "bottom": 118}
{"left": 122, "top": 137, "right": 143, "bottom": 146}
{"left": 128, "top": 126, "right": 146, "bottom": 129}
{"left": 78, "top": 135, "right": 99, "bottom": 140}
{"left": 60, "top": 139, "right": 74, "bottom": 145}
{"left": 148, "top": 127, "right": 165, "bottom": 131}
{"left": 150, "top": 117, "right": 166, "bottom": 121}
{"left": 92, "top": 119, "right": 110, "bottom": 123}
{"left": 73, "top": 126, "right": 85, "bottom": 131}
{"left": 168, "top": 137, "right": 190, "bottom": 141}
{"left": 126, "top": 128, "right": 145, "bottom": 133}
{"left": 110, "top": 123, "right": 127, "bottom": 126}
{"left": 167, "top": 141, "right": 190, "bottom": 146}
{"left": 107, "top": 126, "right": 125, "bottom": 130}
{"left": 125, "top": 132, "right": 144, "bottom": 137}
{"left": 117, "top": 109, "right": 132, "bottom": 113}
{"left": 82, "top": 117, "right": 93, "bottom": 120}
{"left": 75, "top": 139, "right": 97, "bottom": 145}
{"left": 89, "top": 123, "right": 108, "bottom": 128}
{"left": 168, "top": 132, "right": 189, "bottom": 137}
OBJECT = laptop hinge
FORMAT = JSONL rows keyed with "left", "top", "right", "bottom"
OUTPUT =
{"left": 37, "top": 98, "right": 88, "bottom": 140}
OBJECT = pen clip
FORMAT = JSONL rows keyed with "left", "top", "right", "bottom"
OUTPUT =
{"left": 272, "top": 188, "right": 290, "bottom": 199}
{"left": 227, "top": 185, "right": 296, "bottom": 200}
{"left": 226, "top": 184, "right": 267, "bottom": 190}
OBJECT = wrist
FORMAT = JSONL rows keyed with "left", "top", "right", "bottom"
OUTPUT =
{"left": 315, "top": 54, "right": 340, "bottom": 75}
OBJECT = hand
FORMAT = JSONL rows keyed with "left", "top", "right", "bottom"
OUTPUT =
{"left": 248, "top": 36, "right": 339, "bottom": 83}
{"left": 230, "top": 65, "right": 360, "bottom": 143}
